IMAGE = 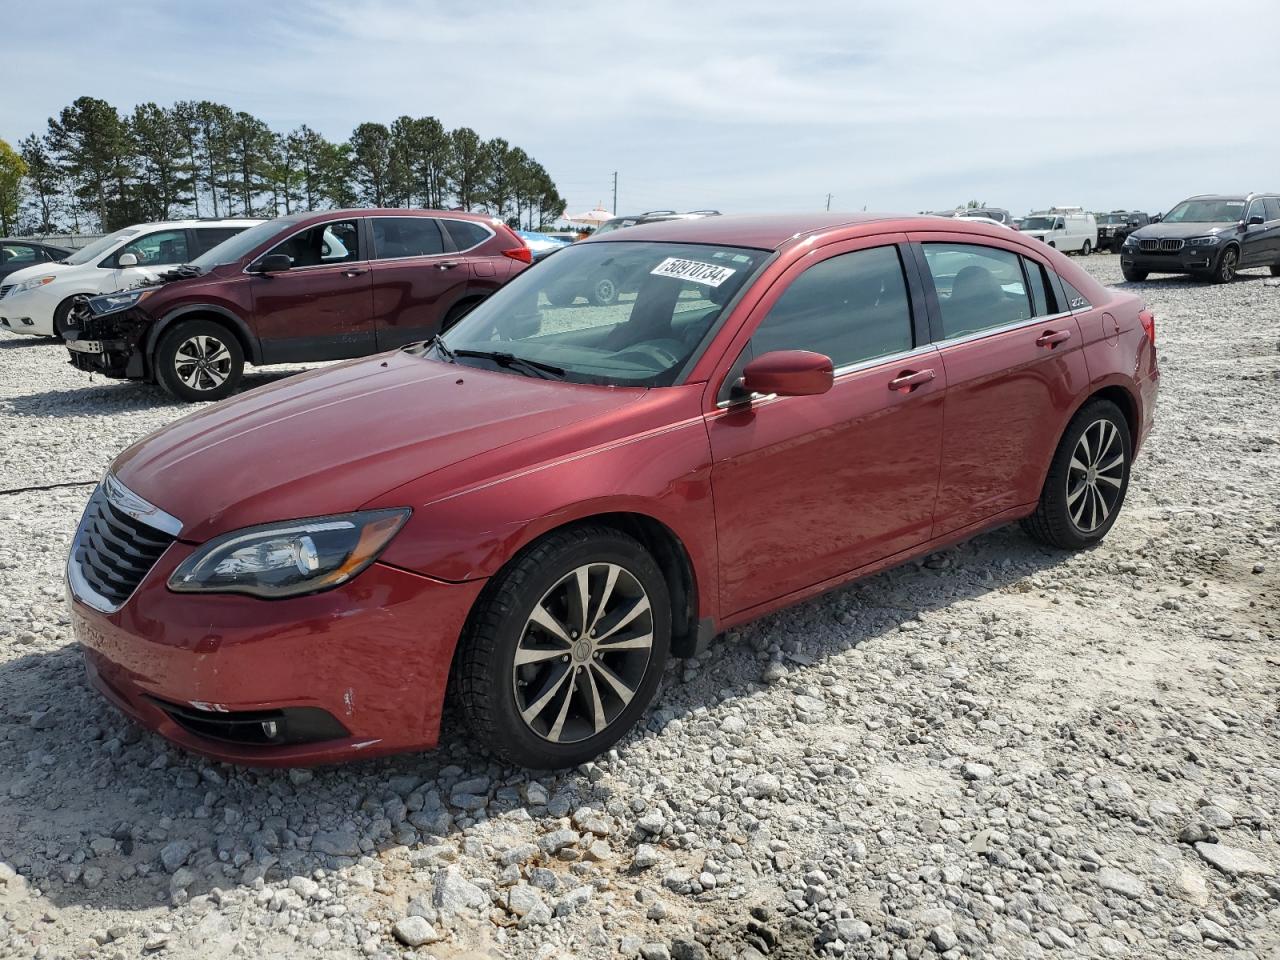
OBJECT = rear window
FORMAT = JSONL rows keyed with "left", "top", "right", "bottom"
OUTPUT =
{"left": 443, "top": 219, "right": 493, "bottom": 251}
{"left": 193, "top": 227, "right": 245, "bottom": 256}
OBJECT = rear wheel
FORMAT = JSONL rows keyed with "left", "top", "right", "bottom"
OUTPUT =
{"left": 1121, "top": 266, "right": 1148, "bottom": 282}
{"left": 587, "top": 274, "right": 619, "bottom": 306}
{"left": 455, "top": 524, "right": 671, "bottom": 769}
{"left": 441, "top": 299, "right": 479, "bottom": 332}
{"left": 545, "top": 285, "right": 578, "bottom": 307}
{"left": 1269, "top": 263, "right": 1280, "bottom": 277}
{"left": 1210, "top": 246, "right": 1238, "bottom": 284}
{"left": 1080, "top": 240, "right": 1091, "bottom": 256}
{"left": 154, "top": 319, "right": 244, "bottom": 402}
{"left": 1021, "top": 399, "right": 1131, "bottom": 550}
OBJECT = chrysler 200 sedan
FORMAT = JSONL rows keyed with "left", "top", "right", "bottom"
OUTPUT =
{"left": 68, "top": 214, "right": 1159, "bottom": 769}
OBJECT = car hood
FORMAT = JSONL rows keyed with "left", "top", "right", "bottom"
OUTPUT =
{"left": 2, "top": 261, "right": 67, "bottom": 287}
{"left": 112, "top": 351, "right": 646, "bottom": 543}
{"left": 1131, "top": 221, "right": 1237, "bottom": 240}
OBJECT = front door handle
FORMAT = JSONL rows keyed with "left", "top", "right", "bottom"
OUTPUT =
{"left": 437, "top": 260, "right": 462, "bottom": 270}
{"left": 343, "top": 268, "right": 367, "bottom": 277}
{"left": 1035, "top": 329, "right": 1072, "bottom": 348}
{"left": 887, "top": 368, "right": 936, "bottom": 393}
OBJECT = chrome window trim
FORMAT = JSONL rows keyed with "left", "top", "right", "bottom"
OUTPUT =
{"left": 439, "top": 218, "right": 497, "bottom": 254}
{"left": 66, "top": 475, "right": 182, "bottom": 614}
{"left": 932, "top": 310, "right": 1074, "bottom": 350}
{"left": 714, "top": 343, "right": 936, "bottom": 410}
{"left": 242, "top": 217, "right": 369, "bottom": 276}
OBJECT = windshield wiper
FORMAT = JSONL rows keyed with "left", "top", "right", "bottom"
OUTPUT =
{"left": 427, "top": 334, "right": 456, "bottom": 363}
{"left": 453, "top": 349, "right": 566, "bottom": 380}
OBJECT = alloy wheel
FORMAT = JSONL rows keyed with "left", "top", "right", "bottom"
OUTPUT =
{"left": 593, "top": 277, "right": 617, "bottom": 304}
{"left": 1219, "top": 249, "right": 1237, "bottom": 282}
{"left": 173, "top": 335, "right": 232, "bottom": 392}
{"left": 512, "top": 562, "right": 653, "bottom": 744}
{"left": 1065, "top": 419, "right": 1125, "bottom": 533}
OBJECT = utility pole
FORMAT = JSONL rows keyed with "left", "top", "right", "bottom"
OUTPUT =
{"left": 825, "top": 193, "right": 833, "bottom": 211}
{"left": 612, "top": 172, "right": 618, "bottom": 214}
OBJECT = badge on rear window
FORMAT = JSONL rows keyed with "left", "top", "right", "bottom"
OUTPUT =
{"left": 650, "top": 257, "right": 737, "bottom": 287}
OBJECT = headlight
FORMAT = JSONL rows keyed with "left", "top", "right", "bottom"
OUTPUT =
{"left": 14, "top": 275, "right": 56, "bottom": 294}
{"left": 1186, "top": 236, "right": 1221, "bottom": 246}
{"left": 88, "top": 288, "right": 154, "bottom": 316}
{"left": 168, "top": 509, "right": 410, "bottom": 598}
{"left": 1122, "top": 235, "right": 1139, "bottom": 246}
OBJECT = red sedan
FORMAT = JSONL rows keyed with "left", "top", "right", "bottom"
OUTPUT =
{"left": 68, "top": 214, "right": 1159, "bottom": 769}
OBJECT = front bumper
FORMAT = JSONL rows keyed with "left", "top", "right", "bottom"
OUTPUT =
{"left": 64, "top": 307, "right": 152, "bottom": 379}
{"left": 0, "top": 288, "right": 58, "bottom": 336}
{"left": 1120, "top": 244, "right": 1219, "bottom": 274}
{"left": 70, "top": 538, "right": 486, "bottom": 766}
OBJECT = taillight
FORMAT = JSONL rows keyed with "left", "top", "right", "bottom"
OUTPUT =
{"left": 1139, "top": 308, "right": 1155, "bottom": 345}
{"left": 502, "top": 245, "right": 533, "bottom": 264}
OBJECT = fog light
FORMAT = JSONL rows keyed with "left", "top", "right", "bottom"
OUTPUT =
{"left": 262, "top": 720, "right": 279, "bottom": 739}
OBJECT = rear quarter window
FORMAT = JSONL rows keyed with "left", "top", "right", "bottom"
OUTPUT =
{"left": 1059, "top": 277, "right": 1092, "bottom": 312}
{"left": 443, "top": 220, "right": 493, "bottom": 252}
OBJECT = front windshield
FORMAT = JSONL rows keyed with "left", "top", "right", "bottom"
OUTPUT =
{"left": 1162, "top": 200, "right": 1245, "bottom": 223}
{"left": 437, "top": 240, "right": 770, "bottom": 387}
{"left": 1101, "top": 214, "right": 1128, "bottom": 224}
{"left": 190, "top": 219, "right": 290, "bottom": 269}
{"left": 63, "top": 228, "right": 140, "bottom": 265}
{"left": 1021, "top": 217, "right": 1056, "bottom": 230}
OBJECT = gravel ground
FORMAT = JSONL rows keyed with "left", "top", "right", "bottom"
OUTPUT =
{"left": 1, "top": 255, "right": 1278, "bottom": 960}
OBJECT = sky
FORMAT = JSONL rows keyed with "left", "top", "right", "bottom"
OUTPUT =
{"left": 4, "top": 0, "right": 1279, "bottom": 221}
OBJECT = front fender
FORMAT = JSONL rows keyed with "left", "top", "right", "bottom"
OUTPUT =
{"left": 147, "top": 304, "right": 261, "bottom": 366}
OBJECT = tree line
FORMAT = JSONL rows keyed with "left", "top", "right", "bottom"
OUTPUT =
{"left": 2, "top": 97, "right": 566, "bottom": 236}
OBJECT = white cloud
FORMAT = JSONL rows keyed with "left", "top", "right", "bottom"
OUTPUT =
{"left": 3, "top": 0, "right": 1278, "bottom": 217}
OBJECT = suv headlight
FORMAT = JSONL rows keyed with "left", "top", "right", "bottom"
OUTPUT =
{"left": 14, "top": 275, "right": 57, "bottom": 294}
{"left": 1122, "top": 235, "right": 1139, "bottom": 246}
{"left": 89, "top": 288, "right": 153, "bottom": 316}
{"left": 1186, "top": 236, "right": 1221, "bottom": 246}
{"left": 169, "top": 509, "right": 410, "bottom": 598}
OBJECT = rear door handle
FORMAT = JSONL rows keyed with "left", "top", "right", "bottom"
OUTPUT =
{"left": 343, "top": 268, "right": 367, "bottom": 277}
{"left": 887, "top": 368, "right": 936, "bottom": 393}
{"left": 1035, "top": 329, "right": 1072, "bottom": 348}
{"left": 437, "top": 260, "right": 462, "bottom": 270}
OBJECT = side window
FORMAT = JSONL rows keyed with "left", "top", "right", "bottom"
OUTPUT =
{"left": 267, "top": 220, "right": 361, "bottom": 268}
{"left": 1023, "top": 257, "right": 1059, "bottom": 316}
{"left": 1247, "top": 200, "right": 1268, "bottom": 223}
{"left": 116, "top": 229, "right": 190, "bottom": 267}
{"left": 922, "top": 243, "right": 1032, "bottom": 339}
{"left": 751, "top": 245, "right": 913, "bottom": 368}
{"left": 373, "top": 217, "right": 445, "bottom": 259}
{"left": 1059, "top": 277, "right": 1092, "bottom": 312}
{"left": 1, "top": 244, "right": 38, "bottom": 266}
{"left": 1264, "top": 199, "right": 1280, "bottom": 221}
{"left": 193, "top": 228, "right": 243, "bottom": 256}
{"left": 443, "top": 219, "right": 492, "bottom": 252}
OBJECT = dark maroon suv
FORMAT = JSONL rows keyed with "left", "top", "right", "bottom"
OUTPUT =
{"left": 64, "top": 209, "right": 531, "bottom": 401}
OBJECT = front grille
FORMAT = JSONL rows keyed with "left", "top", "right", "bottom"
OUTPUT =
{"left": 1140, "top": 238, "right": 1183, "bottom": 253}
{"left": 72, "top": 487, "right": 176, "bottom": 608}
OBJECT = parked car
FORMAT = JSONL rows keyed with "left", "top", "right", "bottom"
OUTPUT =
{"left": 516, "top": 229, "right": 571, "bottom": 262}
{"left": 1095, "top": 211, "right": 1151, "bottom": 252}
{"left": 64, "top": 209, "right": 532, "bottom": 401}
{"left": 1, "top": 239, "right": 71, "bottom": 283}
{"left": 550, "top": 209, "right": 722, "bottom": 305}
{"left": 1120, "top": 193, "right": 1280, "bottom": 283}
{"left": 1019, "top": 208, "right": 1098, "bottom": 254}
{"left": 956, "top": 207, "right": 1015, "bottom": 227}
{"left": 68, "top": 213, "right": 1158, "bottom": 769}
{"left": 0, "top": 220, "right": 261, "bottom": 338}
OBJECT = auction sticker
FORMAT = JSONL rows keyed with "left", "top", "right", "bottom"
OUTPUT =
{"left": 650, "top": 257, "right": 737, "bottom": 287}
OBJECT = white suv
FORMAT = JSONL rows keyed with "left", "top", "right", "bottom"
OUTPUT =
{"left": 0, "top": 219, "right": 261, "bottom": 338}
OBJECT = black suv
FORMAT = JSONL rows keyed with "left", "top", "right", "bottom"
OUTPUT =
{"left": 552, "top": 210, "right": 722, "bottom": 305}
{"left": 1096, "top": 211, "right": 1150, "bottom": 252}
{"left": 1121, "top": 193, "right": 1280, "bottom": 283}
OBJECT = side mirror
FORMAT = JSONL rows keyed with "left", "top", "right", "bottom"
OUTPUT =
{"left": 1151, "top": 215, "right": 1162, "bottom": 223}
{"left": 740, "top": 350, "right": 834, "bottom": 399}
{"left": 252, "top": 253, "right": 293, "bottom": 274}
{"left": 117, "top": 253, "right": 139, "bottom": 267}
{"left": 1247, "top": 215, "right": 1265, "bottom": 226}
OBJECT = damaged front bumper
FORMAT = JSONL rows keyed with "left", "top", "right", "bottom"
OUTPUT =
{"left": 64, "top": 305, "right": 153, "bottom": 379}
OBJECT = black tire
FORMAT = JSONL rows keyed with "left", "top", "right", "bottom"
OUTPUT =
{"left": 154, "top": 319, "right": 244, "bottom": 403}
{"left": 545, "top": 285, "right": 577, "bottom": 307}
{"left": 1047, "top": 242, "right": 1056, "bottom": 249}
{"left": 1080, "top": 240, "right": 1091, "bottom": 256}
{"left": 440, "top": 299, "right": 479, "bottom": 332}
{"left": 52, "top": 297, "right": 80, "bottom": 339}
{"left": 1209, "top": 246, "right": 1239, "bottom": 284}
{"left": 454, "top": 524, "right": 671, "bottom": 769}
{"left": 1121, "top": 266, "right": 1148, "bottom": 282}
{"left": 1021, "top": 399, "right": 1131, "bottom": 550}
{"left": 1269, "top": 263, "right": 1280, "bottom": 277}
{"left": 587, "top": 274, "right": 619, "bottom": 306}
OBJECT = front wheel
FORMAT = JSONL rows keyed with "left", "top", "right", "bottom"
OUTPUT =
{"left": 1269, "top": 264, "right": 1280, "bottom": 277}
{"left": 1121, "top": 265, "right": 1148, "bottom": 282}
{"left": 52, "top": 297, "right": 80, "bottom": 339}
{"left": 154, "top": 320, "right": 244, "bottom": 402}
{"left": 1021, "top": 399, "right": 1131, "bottom": 550}
{"left": 454, "top": 525, "right": 671, "bottom": 769}
{"left": 1210, "top": 247, "right": 1238, "bottom": 284}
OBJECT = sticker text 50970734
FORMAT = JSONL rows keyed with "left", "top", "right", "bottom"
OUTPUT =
{"left": 650, "top": 257, "right": 737, "bottom": 287}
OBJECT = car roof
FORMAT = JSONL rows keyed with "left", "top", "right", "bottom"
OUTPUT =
{"left": 586, "top": 213, "right": 917, "bottom": 251}
{"left": 1182, "top": 193, "right": 1276, "bottom": 202}
{"left": 126, "top": 219, "right": 264, "bottom": 228}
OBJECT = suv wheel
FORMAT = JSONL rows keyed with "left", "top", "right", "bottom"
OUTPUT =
{"left": 588, "top": 275, "right": 619, "bottom": 306}
{"left": 155, "top": 320, "right": 244, "bottom": 403}
{"left": 455, "top": 524, "right": 671, "bottom": 769}
{"left": 1270, "top": 264, "right": 1280, "bottom": 277}
{"left": 1021, "top": 399, "right": 1131, "bottom": 550}
{"left": 1121, "top": 266, "right": 1148, "bottom": 282}
{"left": 1210, "top": 247, "right": 1238, "bottom": 284}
